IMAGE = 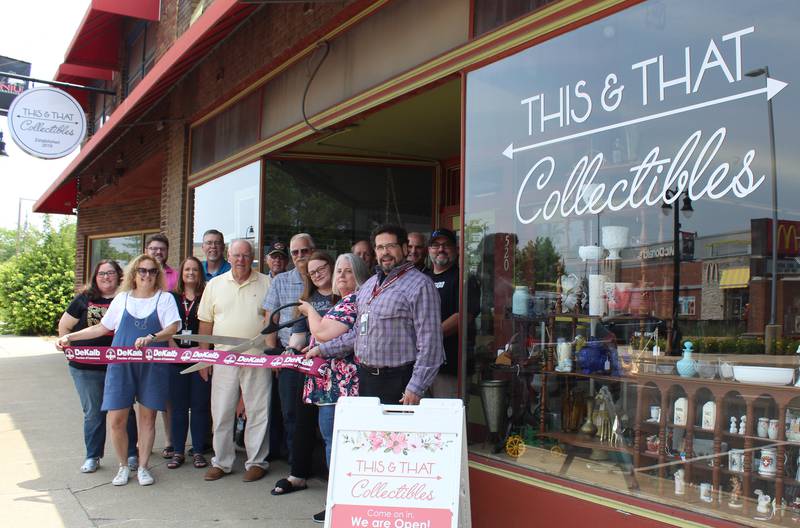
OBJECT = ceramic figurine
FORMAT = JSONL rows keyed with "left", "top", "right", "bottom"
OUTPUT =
{"left": 676, "top": 341, "right": 697, "bottom": 377}
{"left": 674, "top": 469, "right": 685, "bottom": 495}
{"left": 673, "top": 397, "right": 688, "bottom": 426}
{"left": 738, "top": 415, "right": 746, "bottom": 435}
{"left": 755, "top": 489, "right": 771, "bottom": 515}
{"left": 768, "top": 419, "right": 779, "bottom": 440}
{"left": 757, "top": 417, "right": 769, "bottom": 438}
{"left": 701, "top": 401, "right": 716, "bottom": 430}
{"left": 728, "top": 476, "right": 742, "bottom": 508}
{"left": 729, "top": 416, "right": 737, "bottom": 434}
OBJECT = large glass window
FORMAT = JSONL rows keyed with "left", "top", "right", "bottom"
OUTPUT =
{"left": 465, "top": 0, "right": 800, "bottom": 524}
{"left": 191, "top": 161, "right": 261, "bottom": 265}
{"left": 88, "top": 232, "right": 152, "bottom": 275}
{"left": 262, "top": 159, "right": 433, "bottom": 257}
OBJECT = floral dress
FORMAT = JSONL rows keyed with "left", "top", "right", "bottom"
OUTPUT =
{"left": 303, "top": 293, "right": 359, "bottom": 405}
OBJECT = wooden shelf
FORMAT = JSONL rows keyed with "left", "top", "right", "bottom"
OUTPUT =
{"left": 541, "top": 431, "right": 633, "bottom": 455}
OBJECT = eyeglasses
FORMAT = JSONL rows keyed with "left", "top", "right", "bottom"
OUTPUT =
{"left": 429, "top": 243, "right": 454, "bottom": 250}
{"left": 375, "top": 242, "right": 401, "bottom": 252}
{"left": 231, "top": 253, "right": 252, "bottom": 260}
{"left": 136, "top": 267, "right": 159, "bottom": 277}
{"left": 308, "top": 264, "right": 329, "bottom": 278}
{"left": 290, "top": 247, "right": 312, "bottom": 256}
{"left": 97, "top": 271, "right": 118, "bottom": 278}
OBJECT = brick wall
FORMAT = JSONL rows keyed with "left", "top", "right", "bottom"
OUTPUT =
{"left": 75, "top": 199, "right": 161, "bottom": 289}
{"left": 73, "top": 1, "right": 360, "bottom": 283}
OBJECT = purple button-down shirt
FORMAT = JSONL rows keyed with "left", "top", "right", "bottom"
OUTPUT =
{"left": 319, "top": 262, "right": 444, "bottom": 396}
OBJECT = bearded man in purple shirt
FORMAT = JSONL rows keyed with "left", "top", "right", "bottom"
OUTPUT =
{"left": 308, "top": 224, "right": 444, "bottom": 405}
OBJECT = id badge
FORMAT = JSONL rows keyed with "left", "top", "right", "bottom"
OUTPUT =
{"left": 359, "top": 313, "right": 369, "bottom": 335}
{"left": 180, "top": 329, "right": 192, "bottom": 346}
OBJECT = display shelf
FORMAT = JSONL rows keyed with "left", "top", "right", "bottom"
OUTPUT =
{"left": 541, "top": 431, "right": 634, "bottom": 455}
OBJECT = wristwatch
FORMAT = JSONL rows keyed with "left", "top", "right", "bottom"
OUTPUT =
{"left": 148, "top": 333, "right": 157, "bottom": 340}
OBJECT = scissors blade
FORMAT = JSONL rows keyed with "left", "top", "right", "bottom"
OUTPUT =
{"left": 226, "top": 335, "right": 267, "bottom": 353}
{"left": 180, "top": 362, "right": 213, "bottom": 374}
{"left": 172, "top": 334, "right": 249, "bottom": 346}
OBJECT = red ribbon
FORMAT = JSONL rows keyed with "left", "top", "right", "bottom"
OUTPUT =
{"left": 63, "top": 346, "right": 327, "bottom": 377}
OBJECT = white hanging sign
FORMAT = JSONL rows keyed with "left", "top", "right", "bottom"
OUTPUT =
{"left": 325, "top": 397, "right": 470, "bottom": 528}
{"left": 7, "top": 86, "right": 87, "bottom": 159}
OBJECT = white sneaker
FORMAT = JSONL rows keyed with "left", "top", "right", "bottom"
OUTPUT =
{"left": 80, "top": 457, "right": 99, "bottom": 473}
{"left": 137, "top": 466, "right": 154, "bottom": 486}
{"left": 112, "top": 465, "right": 130, "bottom": 486}
{"left": 127, "top": 455, "right": 139, "bottom": 471}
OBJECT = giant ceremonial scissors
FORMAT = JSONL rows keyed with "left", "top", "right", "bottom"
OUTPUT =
{"left": 174, "top": 302, "right": 305, "bottom": 374}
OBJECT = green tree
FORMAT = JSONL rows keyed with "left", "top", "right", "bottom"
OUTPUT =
{"left": 0, "top": 217, "right": 76, "bottom": 335}
{"left": 0, "top": 226, "right": 42, "bottom": 263}
{"left": 514, "top": 236, "right": 561, "bottom": 290}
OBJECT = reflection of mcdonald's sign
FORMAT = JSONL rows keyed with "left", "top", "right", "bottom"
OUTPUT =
{"left": 778, "top": 223, "right": 800, "bottom": 255}
{"left": 759, "top": 219, "right": 800, "bottom": 257}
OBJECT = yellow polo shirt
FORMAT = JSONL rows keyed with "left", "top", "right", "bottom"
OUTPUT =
{"left": 198, "top": 270, "right": 270, "bottom": 354}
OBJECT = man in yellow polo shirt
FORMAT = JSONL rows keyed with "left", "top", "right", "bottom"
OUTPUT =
{"left": 197, "top": 239, "right": 271, "bottom": 483}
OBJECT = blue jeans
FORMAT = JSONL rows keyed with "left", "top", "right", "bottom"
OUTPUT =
{"left": 318, "top": 404, "right": 335, "bottom": 469}
{"left": 278, "top": 369, "right": 302, "bottom": 465}
{"left": 169, "top": 365, "right": 211, "bottom": 454}
{"left": 69, "top": 366, "right": 138, "bottom": 459}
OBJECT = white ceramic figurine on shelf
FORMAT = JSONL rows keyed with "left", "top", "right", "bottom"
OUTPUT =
{"left": 729, "top": 416, "right": 737, "bottom": 434}
{"left": 674, "top": 469, "right": 685, "bottom": 495}
{"left": 738, "top": 415, "right": 746, "bottom": 435}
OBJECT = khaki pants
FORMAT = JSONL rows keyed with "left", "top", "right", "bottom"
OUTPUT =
{"left": 210, "top": 364, "right": 271, "bottom": 472}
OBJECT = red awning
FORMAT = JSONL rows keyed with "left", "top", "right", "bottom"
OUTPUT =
{"left": 35, "top": 0, "right": 256, "bottom": 214}
{"left": 54, "top": 64, "right": 115, "bottom": 109}
{"left": 63, "top": 0, "right": 160, "bottom": 70}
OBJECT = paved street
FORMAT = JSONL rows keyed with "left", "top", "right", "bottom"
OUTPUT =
{"left": 0, "top": 336, "right": 327, "bottom": 527}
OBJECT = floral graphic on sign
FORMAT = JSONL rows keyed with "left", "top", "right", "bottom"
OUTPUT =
{"left": 342, "top": 431, "right": 453, "bottom": 455}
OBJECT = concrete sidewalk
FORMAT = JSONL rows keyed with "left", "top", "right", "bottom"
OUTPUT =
{"left": 0, "top": 336, "right": 327, "bottom": 527}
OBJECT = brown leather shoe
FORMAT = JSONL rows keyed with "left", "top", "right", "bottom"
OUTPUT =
{"left": 204, "top": 467, "right": 226, "bottom": 481}
{"left": 242, "top": 466, "right": 267, "bottom": 482}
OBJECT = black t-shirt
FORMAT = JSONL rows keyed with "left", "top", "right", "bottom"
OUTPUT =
{"left": 66, "top": 293, "right": 114, "bottom": 371}
{"left": 426, "top": 266, "right": 460, "bottom": 374}
{"left": 173, "top": 291, "right": 202, "bottom": 351}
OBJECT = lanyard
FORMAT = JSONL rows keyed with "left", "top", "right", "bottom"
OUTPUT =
{"left": 182, "top": 295, "right": 196, "bottom": 328}
{"left": 368, "top": 264, "right": 412, "bottom": 304}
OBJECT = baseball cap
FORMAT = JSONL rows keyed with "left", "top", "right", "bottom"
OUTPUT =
{"left": 267, "top": 242, "right": 288, "bottom": 257}
{"left": 429, "top": 228, "right": 457, "bottom": 246}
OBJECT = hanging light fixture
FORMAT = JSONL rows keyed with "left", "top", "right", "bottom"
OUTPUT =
{"left": 0, "top": 131, "right": 8, "bottom": 157}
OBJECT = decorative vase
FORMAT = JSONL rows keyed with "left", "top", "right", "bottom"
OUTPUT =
{"left": 602, "top": 226, "right": 629, "bottom": 260}
{"left": 676, "top": 341, "right": 697, "bottom": 378}
{"left": 588, "top": 274, "right": 606, "bottom": 316}
{"left": 580, "top": 400, "right": 597, "bottom": 436}
{"left": 512, "top": 286, "right": 530, "bottom": 316}
{"left": 578, "top": 245, "right": 606, "bottom": 262}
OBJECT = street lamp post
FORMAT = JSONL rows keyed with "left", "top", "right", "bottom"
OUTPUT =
{"left": 663, "top": 190, "right": 693, "bottom": 354}
{"left": 746, "top": 66, "right": 781, "bottom": 349}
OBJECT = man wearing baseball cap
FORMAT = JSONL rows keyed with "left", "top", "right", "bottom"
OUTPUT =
{"left": 265, "top": 242, "right": 289, "bottom": 287}
{"left": 425, "top": 228, "right": 479, "bottom": 398}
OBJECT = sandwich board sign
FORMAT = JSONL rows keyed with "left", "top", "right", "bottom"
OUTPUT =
{"left": 325, "top": 397, "right": 470, "bottom": 528}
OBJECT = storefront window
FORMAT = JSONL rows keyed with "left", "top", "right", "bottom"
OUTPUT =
{"left": 465, "top": 0, "right": 800, "bottom": 524}
{"left": 88, "top": 233, "right": 150, "bottom": 274}
{"left": 262, "top": 159, "right": 432, "bottom": 258}
{"left": 191, "top": 161, "right": 260, "bottom": 265}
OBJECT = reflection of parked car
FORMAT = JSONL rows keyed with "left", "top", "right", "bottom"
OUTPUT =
{"left": 602, "top": 315, "right": 667, "bottom": 346}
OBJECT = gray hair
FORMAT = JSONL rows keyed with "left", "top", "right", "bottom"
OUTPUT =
{"left": 228, "top": 239, "right": 254, "bottom": 256}
{"left": 290, "top": 233, "right": 315, "bottom": 249}
{"left": 332, "top": 253, "right": 370, "bottom": 296}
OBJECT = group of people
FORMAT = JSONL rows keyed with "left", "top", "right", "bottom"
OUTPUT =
{"left": 56, "top": 223, "right": 470, "bottom": 524}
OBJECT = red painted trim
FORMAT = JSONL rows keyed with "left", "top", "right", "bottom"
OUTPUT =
{"left": 35, "top": 0, "right": 254, "bottom": 213}
{"left": 467, "top": 0, "right": 476, "bottom": 40}
{"left": 457, "top": 72, "right": 467, "bottom": 395}
{"left": 469, "top": 454, "right": 743, "bottom": 527}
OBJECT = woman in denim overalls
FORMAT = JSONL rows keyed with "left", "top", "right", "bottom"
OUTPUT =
{"left": 58, "top": 254, "right": 181, "bottom": 487}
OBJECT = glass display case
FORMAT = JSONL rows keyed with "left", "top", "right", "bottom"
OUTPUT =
{"left": 462, "top": 0, "right": 800, "bottom": 524}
